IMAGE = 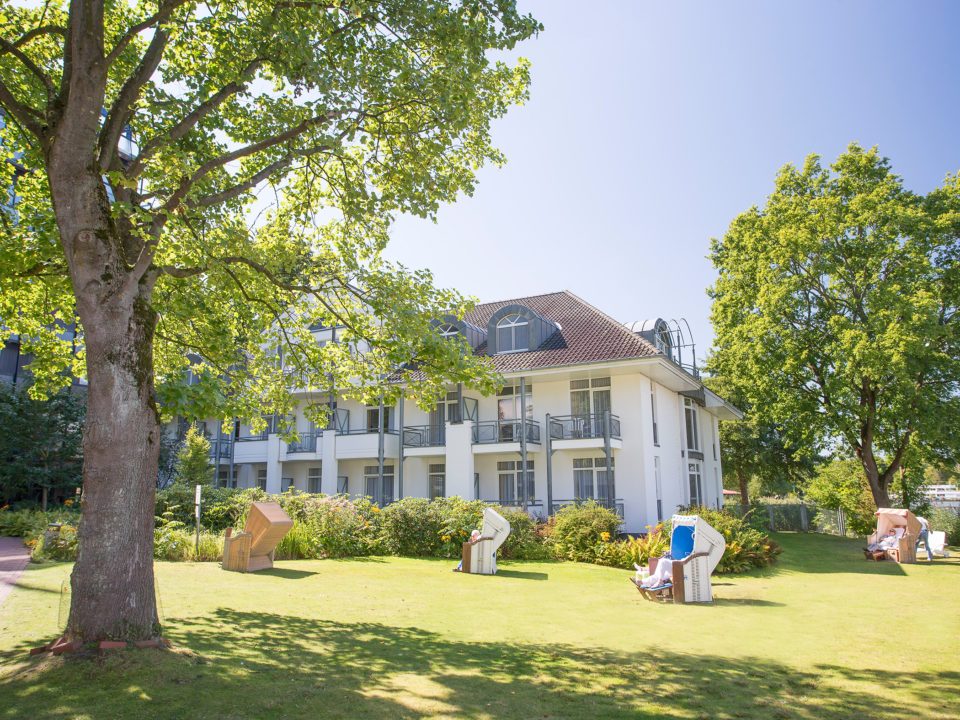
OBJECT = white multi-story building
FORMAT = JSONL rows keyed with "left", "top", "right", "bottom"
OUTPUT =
{"left": 189, "top": 291, "right": 740, "bottom": 534}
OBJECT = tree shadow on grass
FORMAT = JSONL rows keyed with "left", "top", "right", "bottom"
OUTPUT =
{"left": 492, "top": 569, "right": 549, "bottom": 581}
{"left": 255, "top": 568, "right": 318, "bottom": 580}
{"left": 1, "top": 608, "right": 957, "bottom": 720}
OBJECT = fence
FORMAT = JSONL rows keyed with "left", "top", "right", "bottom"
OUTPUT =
{"left": 724, "top": 502, "right": 854, "bottom": 537}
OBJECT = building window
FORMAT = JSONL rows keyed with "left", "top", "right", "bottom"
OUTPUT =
{"left": 570, "top": 377, "right": 611, "bottom": 431}
{"left": 650, "top": 381, "right": 659, "bottom": 446}
{"left": 712, "top": 418, "right": 717, "bottom": 461}
{"left": 573, "top": 457, "right": 615, "bottom": 504}
{"left": 429, "top": 463, "right": 446, "bottom": 499}
{"left": 218, "top": 467, "right": 237, "bottom": 488}
{"left": 497, "top": 460, "right": 534, "bottom": 504}
{"left": 437, "top": 323, "right": 460, "bottom": 338}
{"left": 257, "top": 468, "right": 267, "bottom": 491}
{"left": 688, "top": 461, "right": 703, "bottom": 507}
{"left": 446, "top": 391, "right": 462, "bottom": 423}
{"left": 496, "top": 314, "right": 528, "bottom": 353}
{"left": 497, "top": 384, "right": 533, "bottom": 441}
{"left": 283, "top": 477, "right": 295, "bottom": 492}
{"left": 684, "top": 398, "right": 700, "bottom": 452}
{"left": 337, "top": 475, "right": 348, "bottom": 495}
{"left": 308, "top": 466, "right": 322, "bottom": 494}
{"left": 364, "top": 465, "right": 395, "bottom": 506}
{"left": 366, "top": 405, "right": 393, "bottom": 432}
{"left": 654, "top": 456, "right": 663, "bottom": 522}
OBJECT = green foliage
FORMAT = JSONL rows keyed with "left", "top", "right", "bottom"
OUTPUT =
{"left": 0, "top": 505, "right": 81, "bottom": 539}
{"left": 0, "top": 384, "right": 84, "bottom": 505}
{"left": 173, "top": 425, "right": 214, "bottom": 488}
{"left": 156, "top": 484, "right": 249, "bottom": 531}
{"left": 928, "top": 506, "right": 960, "bottom": 546}
{"left": 497, "top": 508, "right": 551, "bottom": 561}
{"left": 29, "top": 523, "right": 79, "bottom": 562}
{"left": 680, "top": 507, "right": 782, "bottom": 574}
{"left": 592, "top": 523, "right": 671, "bottom": 569}
{"left": 709, "top": 144, "right": 960, "bottom": 508}
{"left": 804, "top": 460, "right": 878, "bottom": 536}
{"left": 549, "top": 502, "right": 623, "bottom": 562}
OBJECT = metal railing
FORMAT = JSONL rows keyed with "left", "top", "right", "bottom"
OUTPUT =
{"left": 548, "top": 413, "right": 621, "bottom": 440}
{"left": 724, "top": 502, "right": 855, "bottom": 536}
{"left": 286, "top": 433, "right": 318, "bottom": 453}
{"left": 207, "top": 437, "right": 233, "bottom": 457}
{"left": 551, "top": 498, "right": 624, "bottom": 519}
{"left": 236, "top": 431, "right": 269, "bottom": 442}
{"left": 402, "top": 425, "right": 446, "bottom": 447}
{"left": 483, "top": 499, "right": 544, "bottom": 512}
{"left": 472, "top": 419, "right": 541, "bottom": 444}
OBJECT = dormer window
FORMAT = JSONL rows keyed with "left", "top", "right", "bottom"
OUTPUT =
{"left": 437, "top": 323, "right": 460, "bottom": 338}
{"left": 497, "top": 314, "right": 529, "bottom": 352}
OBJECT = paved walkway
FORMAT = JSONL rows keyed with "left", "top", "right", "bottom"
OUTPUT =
{"left": 0, "top": 536, "right": 31, "bottom": 612}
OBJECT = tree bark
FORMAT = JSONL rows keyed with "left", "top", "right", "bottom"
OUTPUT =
{"left": 45, "top": 4, "right": 162, "bottom": 638}
{"left": 736, "top": 466, "right": 749, "bottom": 507}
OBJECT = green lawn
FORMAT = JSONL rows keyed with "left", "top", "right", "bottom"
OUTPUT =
{"left": 0, "top": 534, "right": 958, "bottom": 720}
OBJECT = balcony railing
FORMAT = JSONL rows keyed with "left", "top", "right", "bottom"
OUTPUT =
{"left": 287, "top": 433, "right": 318, "bottom": 453}
{"left": 472, "top": 419, "right": 541, "bottom": 445}
{"left": 403, "top": 425, "right": 446, "bottom": 448}
{"left": 549, "top": 413, "right": 621, "bottom": 440}
{"left": 551, "top": 498, "right": 624, "bottom": 519}
{"left": 207, "top": 437, "right": 233, "bottom": 457}
{"left": 236, "top": 431, "right": 269, "bottom": 442}
{"left": 482, "top": 499, "right": 544, "bottom": 511}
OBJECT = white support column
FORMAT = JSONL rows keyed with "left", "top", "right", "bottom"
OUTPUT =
{"left": 444, "top": 421, "right": 474, "bottom": 499}
{"left": 321, "top": 431, "right": 338, "bottom": 494}
{"left": 265, "top": 434, "right": 282, "bottom": 494}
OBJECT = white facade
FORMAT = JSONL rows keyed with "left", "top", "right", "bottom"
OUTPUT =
{"left": 183, "top": 292, "right": 740, "bottom": 534}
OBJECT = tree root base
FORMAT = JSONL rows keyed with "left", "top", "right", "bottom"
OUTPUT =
{"left": 28, "top": 635, "right": 170, "bottom": 657}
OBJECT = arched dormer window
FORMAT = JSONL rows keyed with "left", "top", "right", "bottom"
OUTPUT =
{"left": 437, "top": 323, "right": 460, "bottom": 338}
{"left": 497, "top": 314, "right": 529, "bottom": 352}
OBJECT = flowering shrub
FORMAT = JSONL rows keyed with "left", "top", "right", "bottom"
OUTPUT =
{"left": 678, "top": 506, "right": 781, "bottom": 573}
{"left": 592, "top": 523, "right": 671, "bottom": 569}
{"left": 29, "top": 523, "right": 80, "bottom": 562}
{"left": 549, "top": 502, "right": 622, "bottom": 562}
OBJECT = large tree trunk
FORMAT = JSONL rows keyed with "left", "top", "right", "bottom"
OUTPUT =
{"left": 736, "top": 466, "right": 749, "bottom": 507}
{"left": 46, "top": 10, "right": 162, "bottom": 637}
{"left": 66, "top": 300, "right": 161, "bottom": 641}
{"left": 860, "top": 449, "right": 892, "bottom": 510}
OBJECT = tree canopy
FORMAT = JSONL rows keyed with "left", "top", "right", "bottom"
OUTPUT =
{"left": 0, "top": 0, "right": 539, "bottom": 641}
{"left": 709, "top": 144, "right": 960, "bottom": 509}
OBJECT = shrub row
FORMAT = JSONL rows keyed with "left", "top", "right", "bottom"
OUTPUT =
{"left": 15, "top": 493, "right": 781, "bottom": 573}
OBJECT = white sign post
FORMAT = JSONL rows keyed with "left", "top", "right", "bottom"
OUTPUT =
{"left": 194, "top": 484, "right": 202, "bottom": 559}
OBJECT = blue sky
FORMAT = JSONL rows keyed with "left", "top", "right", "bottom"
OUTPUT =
{"left": 385, "top": 0, "right": 960, "bottom": 363}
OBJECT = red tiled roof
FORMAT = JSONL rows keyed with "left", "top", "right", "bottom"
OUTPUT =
{"left": 461, "top": 290, "right": 661, "bottom": 373}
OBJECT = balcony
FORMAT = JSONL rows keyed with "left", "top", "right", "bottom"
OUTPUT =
{"left": 287, "top": 433, "right": 318, "bottom": 454}
{"left": 402, "top": 425, "right": 446, "bottom": 448}
{"left": 207, "top": 437, "right": 233, "bottom": 459}
{"left": 548, "top": 413, "right": 621, "bottom": 440}
{"left": 472, "top": 420, "right": 541, "bottom": 445}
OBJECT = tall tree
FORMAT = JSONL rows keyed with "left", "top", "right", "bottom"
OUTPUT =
{"left": 0, "top": 383, "right": 84, "bottom": 507}
{"left": 709, "top": 144, "right": 960, "bottom": 510}
{"left": 173, "top": 424, "right": 213, "bottom": 488}
{"left": 703, "top": 376, "right": 812, "bottom": 506}
{"left": 0, "top": 0, "right": 537, "bottom": 641}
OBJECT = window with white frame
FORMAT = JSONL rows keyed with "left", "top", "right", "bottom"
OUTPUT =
{"left": 308, "top": 466, "right": 322, "bottom": 494}
{"left": 569, "top": 377, "right": 611, "bottom": 425}
{"left": 573, "top": 457, "right": 614, "bottom": 503}
{"left": 684, "top": 398, "right": 700, "bottom": 452}
{"left": 688, "top": 461, "right": 703, "bottom": 507}
{"left": 337, "top": 475, "right": 348, "bottom": 495}
{"left": 257, "top": 467, "right": 267, "bottom": 491}
{"left": 364, "top": 465, "right": 395, "bottom": 505}
{"left": 497, "top": 385, "right": 533, "bottom": 441}
{"left": 496, "top": 314, "right": 529, "bottom": 353}
{"left": 437, "top": 323, "right": 460, "bottom": 338}
{"left": 497, "top": 460, "right": 534, "bottom": 504}
{"left": 283, "top": 477, "right": 294, "bottom": 491}
{"left": 366, "top": 405, "right": 393, "bottom": 432}
{"left": 429, "top": 463, "right": 446, "bottom": 499}
{"left": 650, "top": 381, "right": 659, "bottom": 446}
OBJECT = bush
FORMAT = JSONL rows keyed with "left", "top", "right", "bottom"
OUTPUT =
{"left": 680, "top": 506, "right": 781, "bottom": 573}
{"left": 498, "top": 509, "right": 551, "bottom": 561}
{"left": 156, "top": 485, "right": 255, "bottom": 531}
{"left": 380, "top": 497, "right": 447, "bottom": 557}
{"left": 929, "top": 506, "right": 960, "bottom": 546}
{"left": 549, "top": 502, "right": 622, "bottom": 562}
{"left": 593, "top": 523, "right": 671, "bottom": 569}
{"left": 29, "top": 524, "right": 79, "bottom": 562}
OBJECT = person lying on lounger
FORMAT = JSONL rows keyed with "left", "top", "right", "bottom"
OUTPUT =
{"left": 867, "top": 528, "right": 899, "bottom": 552}
{"left": 635, "top": 558, "right": 673, "bottom": 589}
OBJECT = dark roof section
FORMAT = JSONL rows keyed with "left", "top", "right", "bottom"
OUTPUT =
{"left": 462, "top": 290, "right": 661, "bottom": 373}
